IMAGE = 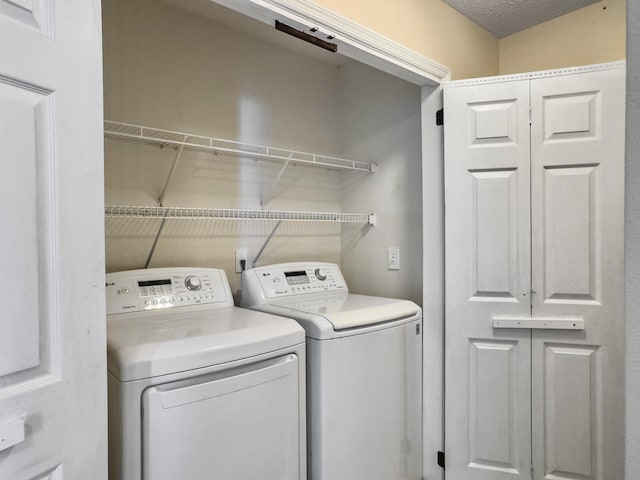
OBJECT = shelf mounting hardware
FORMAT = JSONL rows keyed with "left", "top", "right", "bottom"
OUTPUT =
{"left": 252, "top": 220, "right": 283, "bottom": 269}
{"left": 145, "top": 136, "right": 187, "bottom": 268}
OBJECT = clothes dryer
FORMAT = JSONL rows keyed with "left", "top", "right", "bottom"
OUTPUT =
{"left": 106, "top": 267, "right": 306, "bottom": 480}
{"left": 241, "top": 262, "right": 422, "bottom": 480}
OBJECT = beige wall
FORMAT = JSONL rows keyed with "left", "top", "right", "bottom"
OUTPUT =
{"left": 313, "top": 0, "right": 499, "bottom": 80}
{"left": 313, "top": 0, "right": 625, "bottom": 80}
{"left": 103, "top": 0, "right": 425, "bottom": 302}
{"left": 499, "top": 0, "right": 626, "bottom": 74}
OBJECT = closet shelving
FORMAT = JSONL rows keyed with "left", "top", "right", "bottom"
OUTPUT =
{"left": 104, "top": 121, "right": 377, "bottom": 173}
{"left": 105, "top": 205, "right": 377, "bottom": 226}
{"left": 104, "top": 120, "right": 377, "bottom": 226}
{"left": 105, "top": 120, "right": 377, "bottom": 266}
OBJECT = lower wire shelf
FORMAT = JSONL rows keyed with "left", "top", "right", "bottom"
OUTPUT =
{"left": 105, "top": 205, "right": 377, "bottom": 226}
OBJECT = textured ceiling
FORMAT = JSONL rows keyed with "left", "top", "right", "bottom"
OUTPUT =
{"left": 443, "top": 0, "right": 602, "bottom": 37}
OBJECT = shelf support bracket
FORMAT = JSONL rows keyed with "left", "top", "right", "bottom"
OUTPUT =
{"left": 251, "top": 220, "right": 283, "bottom": 268}
{"left": 262, "top": 152, "right": 294, "bottom": 207}
{"left": 159, "top": 140, "right": 186, "bottom": 207}
{"left": 145, "top": 138, "right": 187, "bottom": 268}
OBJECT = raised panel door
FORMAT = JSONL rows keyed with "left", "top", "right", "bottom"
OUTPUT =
{"left": 0, "top": 1, "right": 106, "bottom": 479}
{"left": 444, "top": 79, "right": 532, "bottom": 480}
{"left": 530, "top": 66, "right": 625, "bottom": 480}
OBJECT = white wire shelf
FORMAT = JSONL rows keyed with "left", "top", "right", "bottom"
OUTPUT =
{"left": 105, "top": 205, "right": 377, "bottom": 226}
{"left": 104, "top": 120, "right": 377, "bottom": 173}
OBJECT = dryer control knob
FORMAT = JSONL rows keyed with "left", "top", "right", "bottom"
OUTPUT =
{"left": 185, "top": 276, "right": 202, "bottom": 291}
{"left": 314, "top": 269, "right": 327, "bottom": 281}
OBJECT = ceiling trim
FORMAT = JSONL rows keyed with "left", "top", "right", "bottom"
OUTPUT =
{"left": 213, "top": 0, "right": 450, "bottom": 86}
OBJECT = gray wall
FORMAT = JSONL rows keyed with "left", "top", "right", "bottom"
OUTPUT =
{"left": 339, "top": 61, "right": 423, "bottom": 305}
{"left": 626, "top": 0, "right": 640, "bottom": 475}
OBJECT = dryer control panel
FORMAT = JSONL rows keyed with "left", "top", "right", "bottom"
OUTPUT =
{"left": 241, "top": 262, "right": 347, "bottom": 306}
{"left": 106, "top": 267, "right": 232, "bottom": 315}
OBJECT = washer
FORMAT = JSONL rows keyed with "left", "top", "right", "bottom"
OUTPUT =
{"left": 106, "top": 267, "right": 306, "bottom": 480}
{"left": 241, "top": 262, "right": 422, "bottom": 480}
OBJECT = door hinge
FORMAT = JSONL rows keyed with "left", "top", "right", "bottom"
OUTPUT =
{"left": 530, "top": 464, "right": 534, "bottom": 477}
{"left": 437, "top": 450, "right": 445, "bottom": 469}
{"left": 529, "top": 105, "right": 532, "bottom": 125}
{"left": 436, "top": 108, "right": 444, "bottom": 126}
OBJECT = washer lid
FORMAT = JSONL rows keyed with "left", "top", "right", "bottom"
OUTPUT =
{"left": 258, "top": 293, "right": 421, "bottom": 339}
{"left": 107, "top": 306, "right": 304, "bottom": 382}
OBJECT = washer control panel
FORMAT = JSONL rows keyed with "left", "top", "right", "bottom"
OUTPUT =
{"left": 106, "top": 267, "right": 232, "bottom": 315}
{"left": 242, "top": 262, "right": 347, "bottom": 304}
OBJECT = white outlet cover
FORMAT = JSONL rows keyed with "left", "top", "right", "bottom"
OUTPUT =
{"left": 388, "top": 247, "right": 400, "bottom": 270}
{"left": 235, "top": 248, "right": 248, "bottom": 273}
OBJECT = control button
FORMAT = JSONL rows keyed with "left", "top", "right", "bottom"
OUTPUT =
{"left": 121, "top": 287, "right": 129, "bottom": 294}
{"left": 185, "top": 276, "right": 202, "bottom": 291}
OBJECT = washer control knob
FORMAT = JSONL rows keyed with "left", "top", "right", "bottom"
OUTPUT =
{"left": 314, "top": 268, "right": 327, "bottom": 281}
{"left": 185, "top": 276, "right": 202, "bottom": 291}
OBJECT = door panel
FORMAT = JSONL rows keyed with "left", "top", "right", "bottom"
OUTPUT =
{"left": 444, "top": 79, "right": 532, "bottom": 480}
{"left": 542, "top": 165, "right": 598, "bottom": 302}
{"left": 0, "top": 81, "right": 51, "bottom": 380}
{"left": 530, "top": 66, "right": 624, "bottom": 480}
{"left": 542, "top": 92, "right": 598, "bottom": 141}
{"left": 0, "top": 1, "right": 106, "bottom": 478}
{"left": 0, "top": 0, "right": 52, "bottom": 36}
{"left": 470, "top": 169, "right": 520, "bottom": 300}
{"left": 467, "top": 339, "right": 522, "bottom": 475}
{"left": 541, "top": 343, "right": 600, "bottom": 479}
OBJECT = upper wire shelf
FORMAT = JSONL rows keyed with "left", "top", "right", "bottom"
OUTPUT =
{"left": 105, "top": 205, "right": 377, "bottom": 226}
{"left": 104, "top": 120, "right": 377, "bottom": 173}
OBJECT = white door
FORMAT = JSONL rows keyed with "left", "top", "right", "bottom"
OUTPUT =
{"left": 444, "top": 64, "right": 625, "bottom": 480}
{"left": 530, "top": 67, "right": 625, "bottom": 480}
{"left": 444, "top": 79, "right": 533, "bottom": 480}
{"left": 0, "top": 1, "right": 106, "bottom": 479}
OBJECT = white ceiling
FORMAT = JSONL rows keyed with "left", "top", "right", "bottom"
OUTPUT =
{"left": 442, "top": 0, "right": 602, "bottom": 37}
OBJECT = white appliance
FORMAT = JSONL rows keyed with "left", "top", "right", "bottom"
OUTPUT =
{"left": 241, "top": 262, "right": 423, "bottom": 480}
{"left": 106, "top": 267, "right": 306, "bottom": 480}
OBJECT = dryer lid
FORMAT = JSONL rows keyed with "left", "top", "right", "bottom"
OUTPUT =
{"left": 107, "top": 306, "right": 304, "bottom": 382}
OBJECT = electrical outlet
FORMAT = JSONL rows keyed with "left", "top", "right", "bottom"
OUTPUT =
{"left": 388, "top": 246, "right": 400, "bottom": 270}
{"left": 235, "top": 248, "right": 248, "bottom": 273}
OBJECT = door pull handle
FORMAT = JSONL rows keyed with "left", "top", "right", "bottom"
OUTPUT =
{"left": 492, "top": 316, "right": 584, "bottom": 330}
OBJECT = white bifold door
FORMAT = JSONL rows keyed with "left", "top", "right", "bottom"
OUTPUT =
{"left": 444, "top": 63, "right": 625, "bottom": 480}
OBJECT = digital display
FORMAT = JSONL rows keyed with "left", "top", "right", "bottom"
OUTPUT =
{"left": 137, "top": 278, "right": 174, "bottom": 297}
{"left": 138, "top": 279, "right": 172, "bottom": 287}
{"left": 285, "top": 270, "right": 310, "bottom": 285}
